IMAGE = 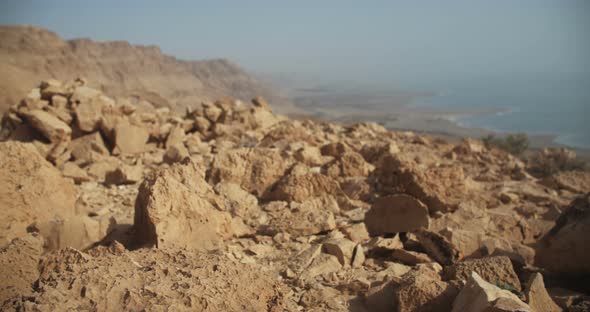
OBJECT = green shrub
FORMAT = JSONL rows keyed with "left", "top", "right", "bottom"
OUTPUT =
{"left": 482, "top": 133, "right": 529, "bottom": 156}
{"left": 528, "top": 148, "right": 588, "bottom": 177}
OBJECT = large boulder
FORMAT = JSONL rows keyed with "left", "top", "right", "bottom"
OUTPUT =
{"left": 535, "top": 193, "right": 590, "bottom": 275}
{"left": 0, "top": 142, "right": 77, "bottom": 245}
{"left": 24, "top": 109, "right": 71, "bottom": 142}
{"left": 133, "top": 160, "right": 234, "bottom": 251}
{"left": 71, "top": 86, "right": 113, "bottom": 132}
{"left": 364, "top": 194, "right": 430, "bottom": 236}
{"left": 267, "top": 171, "right": 344, "bottom": 202}
{"left": 525, "top": 273, "right": 562, "bottom": 312}
{"left": 112, "top": 122, "right": 150, "bottom": 155}
{"left": 443, "top": 256, "right": 521, "bottom": 291}
{"left": 372, "top": 153, "right": 466, "bottom": 213}
{"left": 394, "top": 268, "right": 459, "bottom": 312}
{"left": 451, "top": 272, "right": 530, "bottom": 312}
{"left": 69, "top": 132, "right": 110, "bottom": 166}
{"left": 209, "top": 147, "right": 288, "bottom": 197}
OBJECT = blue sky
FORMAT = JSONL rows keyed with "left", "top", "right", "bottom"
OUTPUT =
{"left": 1, "top": 0, "right": 589, "bottom": 86}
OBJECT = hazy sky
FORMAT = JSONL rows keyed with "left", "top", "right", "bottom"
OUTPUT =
{"left": 1, "top": 0, "right": 589, "bottom": 86}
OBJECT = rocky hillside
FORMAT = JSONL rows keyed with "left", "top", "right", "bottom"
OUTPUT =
{"left": 1, "top": 78, "right": 589, "bottom": 311}
{"left": 0, "top": 25, "right": 289, "bottom": 114}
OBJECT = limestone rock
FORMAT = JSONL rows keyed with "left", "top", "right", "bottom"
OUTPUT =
{"left": 535, "top": 193, "right": 590, "bottom": 274}
{"left": 133, "top": 160, "right": 234, "bottom": 250}
{"left": 268, "top": 171, "right": 344, "bottom": 202}
{"left": 323, "top": 238, "right": 357, "bottom": 266}
{"left": 24, "top": 109, "right": 71, "bottom": 142}
{"left": 209, "top": 147, "right": 288, "bottom": 197}
{"left": 451, "top": 272, "right": 530, "bottom": 312}
{"left": 214, "top": 182, "right": 260, "bottom": 219}
{"left": 395, "top": 269, "right": 459, "bottom": 312}
{"left": 0, "top": 142, "right": 77, "bottom": 245}
{"left": 324, "top": 151, "right": 374, "bottom": 177}
{"left": 61, "top": 162, "right": 90, "bottom": 183}
{"left": 264, "top": 197, "right": 337, "bottom": 236}
{"left": 163, "top": 143, "right": 189, "bottom": 164}
{"left": 30, "top": 215, "right": 115, "bottom": 251}
{"left": 165, "top": 125, "right": 185, "bottom": 148}
{"left": 342, "top": 223, "right": 370, "bottom": 243}
{"left": 443, "top": 256, "right": 522, "bottom": 291}
{"left": 525, "top": 273, "right": 562, "bottom": 312}
{"left": 69, "top": 132, "right": 110, "bottom": 166}
{"left": 365, "top": 194, "right": 430, "bottom": 236}
{"left": 71, "top": 86, "right": 112, "bottom": 132}
{"left": 86, "top": 156, "right": 120, "bottom": 182}
{"left": 372, "top": 153, "right": 466, "bottom": 213}
{"left": 112, "top": 122, "right": 150, "bottom": 155}
{"left": 107, "top": 163, "right": 143, "bottom": 185}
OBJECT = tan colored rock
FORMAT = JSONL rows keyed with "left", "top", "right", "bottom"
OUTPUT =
{"left": 323, "top": 238, "right": 357, "bottom": 266}
{"left": 107, "top": 163, "right": 143, "bottom": 185}
{"left": 525, "top": 273, "right": 562, "bottom": 312}
{"left": 209, "top": 147, "right": 288, "bottom": 197}
{"left": 0, "top": 142, "right": 77, "bottom": 245}
{"left": 289, "top": 244, "right": 322, "bottom": 274}
{"left": 69, "top": 132, "right": 110, "bottom": 165}
{"left": 395, "top": 268, "right": 459, "bottom": 312}
{"left": 351, "top": 244, "right": 365, "bottom": 268}
{"left": 112, "top": 122, "right": 150, "bottom": 155}
{"left": 440, "top": 228, "right": 484, "bottom": 258}
{"left": 443, "top": 256, "right": 521, "bottom": 291}
{"left": 264, "top": 197, "right": 337, "bottom": 236}
{"left": 536, "top": 193, "right": 590, "bottom": 274}
{"left": 30, "top": 215, "right": 115, "bottom": 251}
{"left": 0, "top": 235, "right": 43, "bottom": 304}
{"left": 39, "top": 79, "right": 70, "bottom": 99}
{"left": 300, "top": 253, "right": 342, "bottom": 281}
{"left": 268, "top": 171, "right": 344, "bottom": 202}
{"left": 451, "top": 272, "right": 530, "bottom": 312}
{"left": 372, "top": 153, "right": 466, "bottom": 213}
{"left": 61, "top": 162, "right": 90, "bottom": 183}
{"left": 24, "top": 109, "right": 71, "bottom": 142}
{"left": 163, "top": 143, "right": 189, "bottom": 164}
{"left": 86, "top": 156, "right": 120, "bottom": 182}
{"left": 294, "top": 145, "right": 332, "bottom": 167}
{"left": 45, "top": 104, "right": 73, "bottom": 124}
{"left": 324, "top": 151, "right": 374, "bottom": 177}
{"left": 365, "top": 194, "right": 430, "bottom": 236}
{"left": 133, "top": 160, "right": 234, "bottom": 251}
{"left": 342, "top": 223, "right": 370, "bottom": 243}
{"left": 165, "top": 125, "right": 185, "bottom": 148}
{"left": 71, "top": 86, "right": 113, "bottom": 132}
{"left": 214, "top": 182, "right": 260, "bottom": 219}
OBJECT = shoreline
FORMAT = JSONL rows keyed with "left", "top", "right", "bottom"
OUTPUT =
{"left": 280, "top": 96, "right": 590, "bottom": 157}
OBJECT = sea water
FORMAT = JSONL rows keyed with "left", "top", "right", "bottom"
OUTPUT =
{"left": 408, "top": 73, "right": 590, "bottom": 149}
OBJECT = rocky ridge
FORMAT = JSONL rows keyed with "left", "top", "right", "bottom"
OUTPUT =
{"left": 0, "top": 25, "right": 290, "bottom": 114}
{"left": 0, "top": 78, "right": 589, "bottom": 311}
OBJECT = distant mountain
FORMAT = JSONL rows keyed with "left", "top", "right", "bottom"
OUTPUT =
{"left": 0, "top": 25, "right": 291, "bottom": 113}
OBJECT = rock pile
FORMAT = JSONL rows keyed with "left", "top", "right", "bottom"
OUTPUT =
{"left": 0, "top": 78, "right": 588, "bottom": 311}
